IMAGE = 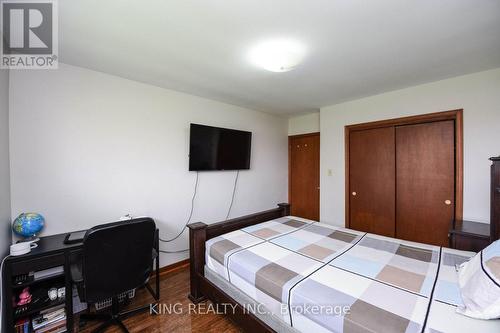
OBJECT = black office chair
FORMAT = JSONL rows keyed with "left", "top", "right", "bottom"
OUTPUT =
{"left": 71, "top": 218, "right": 160, "bottom": 333}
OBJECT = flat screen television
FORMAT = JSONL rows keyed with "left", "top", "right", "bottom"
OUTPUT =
{"left": 189, "top": 124, "right": 252, "bottom": 171}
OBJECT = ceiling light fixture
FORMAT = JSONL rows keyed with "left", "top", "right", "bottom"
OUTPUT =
{"left": 248, "top": 38, "right": 306, "bottom": 73}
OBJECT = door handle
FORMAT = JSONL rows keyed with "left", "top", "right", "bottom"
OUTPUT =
{"left": 352, "top": 192, "right": 357, "bottom": 196}
{"left": 444, "top": 200, "right": 452, "bottom": 205}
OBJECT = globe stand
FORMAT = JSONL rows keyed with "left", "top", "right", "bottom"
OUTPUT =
{"left": 25, "top": 236, "right": 40, "bottom": 248}
{"left": 16, "top": 236, "right": 40, "bottom": 248}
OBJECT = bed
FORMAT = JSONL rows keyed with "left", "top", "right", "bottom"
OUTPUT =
{"left": 188, "top": 203, "right": 500, "bottom": 333}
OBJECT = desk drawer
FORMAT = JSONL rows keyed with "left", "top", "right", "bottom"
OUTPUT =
{"left": 11, "top": 253, "right": 66, "bottom": 275}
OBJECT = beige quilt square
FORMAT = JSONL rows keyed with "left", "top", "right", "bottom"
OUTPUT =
{"left": 251, "top": 227, "right": 280, "bottom": 239}
{"left": 376, "top": 265, "right": 425, "bottom": 293}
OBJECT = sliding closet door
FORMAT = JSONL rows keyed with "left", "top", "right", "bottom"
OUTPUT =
{"left": 349, "top": 127, "right": 396, "bottom": 237}
{"left": 396, "top": 120, "right": 455, "bottom": 246}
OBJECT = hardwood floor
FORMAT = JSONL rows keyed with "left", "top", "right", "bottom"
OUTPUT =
{"left": 77, "top": 265, "right": 242, "bottom": 333}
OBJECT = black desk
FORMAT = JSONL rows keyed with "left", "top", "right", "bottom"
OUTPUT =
{"left": 8, "top": 232, "right": 84, "bottom": 261}
{"left": 2, "top": 231, "right": 159, "bottom": 333}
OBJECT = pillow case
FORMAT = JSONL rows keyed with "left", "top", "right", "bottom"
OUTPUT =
{"left": 457, "top": 239, "right": 500, "bottom": 319}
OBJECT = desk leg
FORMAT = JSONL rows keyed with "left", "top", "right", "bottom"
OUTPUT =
{"left": 65, "top": 253, "right": 75, "bottom": 333}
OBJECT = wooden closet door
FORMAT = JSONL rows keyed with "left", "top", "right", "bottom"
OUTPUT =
{"left": 349, "top": 127, "right": 396, "bottom": 237}
{"left": 396, "top": 120, "right": 455, "bottom": 246}
{"left": 289, "top": 134, "right": 320, "bottom": 220}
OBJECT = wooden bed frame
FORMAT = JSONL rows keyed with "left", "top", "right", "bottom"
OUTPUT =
{"left": 187, "top": 203, "right": 290, "bottom": 332}
{"left": 186, "top": 161, "right": 500, "bottom": 331}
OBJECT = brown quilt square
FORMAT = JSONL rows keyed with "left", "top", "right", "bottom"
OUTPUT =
{"left": 396, "top": 244, "right": 433, "bottom": 262}
{"left": 344, "top": 299, "right": 410, "bottom": 333}
{"left": 210, "top": 239, "right": 240, "bottom": 265}
{"left": 329, "top": 230, "right": 357, "bottom": 243}
{"left": 283, "top": 219, "right": 307, "bottom": 228}
{"left": 255, "top": 263, "right": 298, "bottom": 301}
{"left": 300, "top": 244, "right": 334, "bottom": 260}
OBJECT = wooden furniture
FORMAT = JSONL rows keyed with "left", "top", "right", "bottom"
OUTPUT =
{"left": 2, "top": 230, "right": 160, "bottom": 333}
{"left": 491, "top": 156, "right": 500, "bottom": 241}
{"left": 188, "top": 203, "right": 290, "bottom": 332}
{"left": 448, "top": 156, "right": 500, "bottom": 252}
{"left": 3, "top": 234, "right": 80, "bottom": 333}
{"left": 345, "top": 110, "right": 463, "bottom": 246}
{"left": 289, "top": 133, "right": 320, "bottom": 220}
{"left": 449, "top": 220, "right": 491, "bottom": 252}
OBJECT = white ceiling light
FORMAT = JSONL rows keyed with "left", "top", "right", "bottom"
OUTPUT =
{"left": 248, "top": 38, "right": 306, "bottom": 72}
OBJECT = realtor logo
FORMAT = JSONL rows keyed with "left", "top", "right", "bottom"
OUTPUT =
{"left": 1, "top": 0, "right": 58, "bottom": 69}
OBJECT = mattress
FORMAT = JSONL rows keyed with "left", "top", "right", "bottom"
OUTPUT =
{"left": 204, "top": 216, "right": 500, "bottom": 333}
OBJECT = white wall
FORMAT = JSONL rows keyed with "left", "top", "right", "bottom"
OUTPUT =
{"left": 0, "top": 69, "right": 11, "bottom": 258}
{"left": 9, "top": 64, "right": 288, "bottom": 266}
{"left": 321, "top": 68, "right": 500, "bottom": 226}
{"left": 288, "top": 112, "right": 320, "bottom": 135}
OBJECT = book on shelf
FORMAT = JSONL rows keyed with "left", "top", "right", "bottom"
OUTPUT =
{"left": 33, "top": 266, "right": 64, "bottom": 280}
{"left": 35, "top": 319, "right": 66, "bottom": 333}
{"left": 32, "top": 308, "right": 66, "bottom": 331}
{"left": 13, "top": 272, "right": 34, "bottom": 285}
{"left": 32, "top": 314, "right": 66, "bottom": 331}
{"left": 40, "top": 304, "right": 65, "bottom": 315}
{"left": 14, "top": 318, "right": 30, "bottom": 333}
{"left": 42, "top": 308, "right": 64, "bottom": 320}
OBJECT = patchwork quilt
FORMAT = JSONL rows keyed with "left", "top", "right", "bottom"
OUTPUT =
{"left": 205, "top": 216, "right": 500, "bottom": 333}
{"left": 329, "top": 234, "right": 440, "bottom": 297}
{"left": 290, "top": 265, "right": 430, "bottom": 333}
{"left": 270, "top": 223, "right": 364, "bottom": 263}
{"left": 229, "top": 241, "right": 324, "bottom": 323}
{"left": 206, "top": 230, "right": 264, "bottom": 280}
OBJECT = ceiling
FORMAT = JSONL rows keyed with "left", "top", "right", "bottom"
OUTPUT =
{"left": 59, "top": 0, "right": 500, "bottom": 115}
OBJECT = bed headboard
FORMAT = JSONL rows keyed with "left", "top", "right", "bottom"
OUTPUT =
{"left": 187, "top": 203, "right": 290, "bottom": 303}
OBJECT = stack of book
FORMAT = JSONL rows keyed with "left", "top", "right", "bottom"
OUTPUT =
{"left": 32, "top": 306, "right": 66, "bottom": 333}
{"left": 14, "top": 318, "right": 30, "bottom": 333}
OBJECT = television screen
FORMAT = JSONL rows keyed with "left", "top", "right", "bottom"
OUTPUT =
{"left": 189, "top": 124, "right": 252, "bottom": 171}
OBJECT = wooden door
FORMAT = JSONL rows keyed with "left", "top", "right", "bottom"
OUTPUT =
{"left": 396, "top": 120, "right": 455, "bottom": 246}
{"left": 289, "top": 133, "right": 320, "bottom": 220}
{"left": 349, "top": 127, "right": 396, "bottom": 237}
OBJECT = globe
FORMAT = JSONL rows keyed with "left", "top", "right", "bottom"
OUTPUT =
{"left": 12, "top": 213, "right": 45, "bottom": 239}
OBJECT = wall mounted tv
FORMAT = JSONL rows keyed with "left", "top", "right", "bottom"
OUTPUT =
{"left": 189, "top": 124, "right": 252, "bottom": 171}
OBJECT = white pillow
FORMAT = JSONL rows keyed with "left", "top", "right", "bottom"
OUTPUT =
{"left": 457, "top": 239, "right": 500, "bottom": 319}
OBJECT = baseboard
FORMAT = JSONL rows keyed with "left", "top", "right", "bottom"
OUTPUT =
{"left": 152, "top": 259, "right": 190, "bottom": 278}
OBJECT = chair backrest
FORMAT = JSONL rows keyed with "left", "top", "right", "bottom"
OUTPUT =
{"left": 81, "top": 218, "right": 156, "bottom": 303}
